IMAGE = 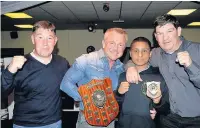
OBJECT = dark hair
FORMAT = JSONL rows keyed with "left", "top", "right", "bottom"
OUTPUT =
{"left": 153, "top": 14, "right": 180, "bottom": 29}
{"left": 130, "top": 37, "right": 152, "bottom": 50}
{"left": 32, "top": 20, "right": 56, "bottom": 34}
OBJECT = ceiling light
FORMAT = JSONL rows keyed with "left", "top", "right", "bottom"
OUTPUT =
{"left": 4, "top": 13, "right": 32, "bottom": 18}
{"left": 167, "top": 9, "right": 196, "bottom": 16}
{"left": 14, "top": 25, "right": 33, "bottom": 28}
{"left": 113, "top": 19, "right": 124, "bottom": 23}
{"left": 187, "top": 22, "right": 200, "bottom": 26}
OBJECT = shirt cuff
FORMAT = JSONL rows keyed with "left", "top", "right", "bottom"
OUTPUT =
{"left": 3, "top": 68, "right": 15, "bottom": 78}
{"left": 115, "top": 90, "right": 124, "bottom": 97}
{"left": 152, "top": 99, "right": 162, "bottom": 108}
{"left": 185, "top": 61, "right": 200, "bottom": 76}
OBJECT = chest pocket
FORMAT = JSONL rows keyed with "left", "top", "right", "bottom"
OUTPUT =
{"left": 86, "top": 64, "right": 105, "bottom": 79}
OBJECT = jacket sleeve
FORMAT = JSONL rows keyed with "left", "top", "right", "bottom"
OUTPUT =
{"left": 124, "top": 60, "right": 135, "bottom": 71}
{"left": 1, "top": 68, "right": 16, "bottom": 99}
{"left": 185, "top": 44, "right": 200, "bottom": 88}
{"left": 60, "top": 55, "right": 87, "bottom": 102}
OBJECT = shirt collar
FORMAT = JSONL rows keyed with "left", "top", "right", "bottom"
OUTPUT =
{"left": 178, "top": 38, "right": 190, "bottom": 52}
{"left": 31, "top": 50, "right": 52, "bottom": 65}
{"left": 138, "top": 64, "right": 150, "bottom": 73}
{"left": 98, "top": 48, "right": 106, "bottom": 59}
{"left": 98, "top": 48, "right": 123, "bottom": 68}
{"left": 161, "top": 37, "right": 186, "bottom": 55}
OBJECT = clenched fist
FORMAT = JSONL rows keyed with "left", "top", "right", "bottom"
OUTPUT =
{"left": 118, "top": 82, "right": 130, "bottom": 94}
{"left": 176, "top": 51, "right": 192, "bottom": 67}
{"left": 8, "top": 56, "right": 27, "bottom": 73}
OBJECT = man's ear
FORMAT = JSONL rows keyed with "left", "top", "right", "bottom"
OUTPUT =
{"left": 31, "top": 34, "right": 35, "bottom": 44}
{"left": 150, "top": 51, "right": 152, "bottom": 57}
{"left": 102, "top": 40, "right": 105, "bottom": 48}
{"left": 54, "top": 36, "right": 58, "bottom": 45}
{"left": 154, "top": 33, "right": 157, "bottom": 41}
{"left": 177, "top": 27, "right": 182, "bottom": 37}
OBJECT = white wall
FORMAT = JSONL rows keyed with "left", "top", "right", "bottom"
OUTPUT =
{"left": 1, "top": 28, "right": 200, "bottom": 64}
{"left": 181, "top": 29, "right": 200, "bottom": 42}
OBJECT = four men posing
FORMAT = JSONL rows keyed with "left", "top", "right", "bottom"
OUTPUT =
{"left": 1, "top": 14, "right": 200, "bottom": 128}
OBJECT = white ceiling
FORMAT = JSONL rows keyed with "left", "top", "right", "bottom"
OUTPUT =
{"left": 1, "top": 1, "right": 200, "bottom": 31}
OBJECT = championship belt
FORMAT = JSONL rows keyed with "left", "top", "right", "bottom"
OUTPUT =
{"left": 78, "top": 78, "right": 119, "bottom": 126}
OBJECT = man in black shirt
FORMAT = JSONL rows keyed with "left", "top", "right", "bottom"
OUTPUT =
{"left": 1, "top": 21, "right": 70, "bottom": 128}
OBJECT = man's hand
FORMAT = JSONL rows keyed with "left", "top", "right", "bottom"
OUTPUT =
{"left": 150, "top": 108, "right": 157, "bottom": 120}
{"left": 118, "top": 82, "right": 130, "bottom": 94}
{"left": 126, "top": 67, "right": 142, "bottom": 84}
{"left": 8, "top": 56, "right": 27, "bottom": 73}
{"left": 146, "top": 83, "right": 162, "bottom": 104}
{"left": 176, "top": 51, "right": 192, "bottom": 67}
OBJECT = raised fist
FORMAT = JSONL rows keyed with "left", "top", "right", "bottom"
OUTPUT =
{"left": 118, "top": 82, "right": 130, "bottom": 94}
{"left": 8, "top": 56, "right": 27, "bottom": 73}
{"left": 176, "top": 51, "right": 192, "bottom": 67}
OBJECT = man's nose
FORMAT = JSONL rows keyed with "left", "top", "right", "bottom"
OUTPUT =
{"left": 113, "top": 45, "right": 118, "bottom": 51}
{"left": 163, "top": 33, "right": 169, "bottom": 41}
{"left": 43, "top": 38, "right": 48, "bottom": 46}
{"left": 138, "top": 51, "right": 143, "bottom": 57}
